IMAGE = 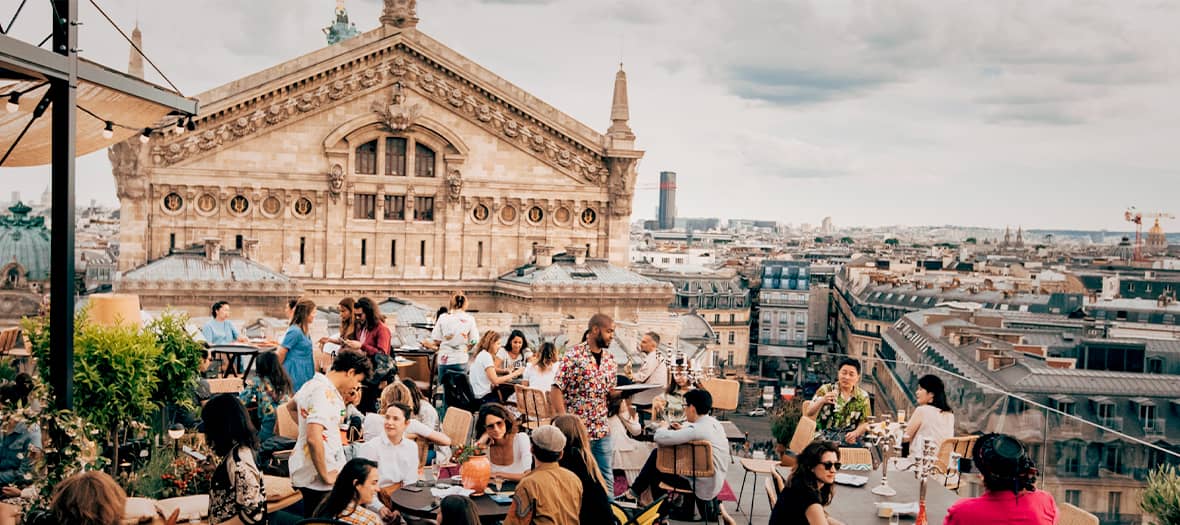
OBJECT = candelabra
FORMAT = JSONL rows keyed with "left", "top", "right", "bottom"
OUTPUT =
{"left": 658, "top": 348, "right": 717, "bottom": 384}
{"left": 867, "top": 421, "right": 901, "bottom": 496}
{"left": 907, "top": 440, "right": 939, "bottom": 525}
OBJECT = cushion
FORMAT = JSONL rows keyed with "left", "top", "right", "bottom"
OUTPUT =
{"left": 121, "top": 497, "right": 158, "bottom": 525}
{"left": 155, "top": 495, "right": 208, "bottom": 522}
{"left": 264, "top": 475, "right": 296, "bottom": 502}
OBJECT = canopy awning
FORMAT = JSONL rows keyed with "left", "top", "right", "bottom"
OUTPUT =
{"left": 1, "top": 35, "right": 198, "bottom": 167}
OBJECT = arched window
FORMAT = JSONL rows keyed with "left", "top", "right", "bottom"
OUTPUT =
{"left": 4, "top": 267, "right": 19, "bottom": 288}
{"left": 355, "top": 140, "right": 377, "bottom": 174}
{"left": 385, "top": 137, "right": 407, "bottom": 176}
{"left": 415, "top": 143, "right": 435, "bottom": 177}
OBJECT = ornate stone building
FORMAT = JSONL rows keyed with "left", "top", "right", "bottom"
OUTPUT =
{"left": 0, "top": 202, "right": 48, "bottom": 326}
{"left": 112, "top": 1, "right": 654, "bottom": 314}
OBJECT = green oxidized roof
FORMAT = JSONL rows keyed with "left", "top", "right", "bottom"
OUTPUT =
{"left": 0, "top": 202, "right": 50, "bottom": 281}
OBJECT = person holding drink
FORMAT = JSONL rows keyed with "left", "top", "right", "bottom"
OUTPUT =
{"left": 802, "top": 358, "right": 872, "bottom": 446}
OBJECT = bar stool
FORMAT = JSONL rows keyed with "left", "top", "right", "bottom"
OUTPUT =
{"left": 736, "top": 457, "right": 780, "bottom": 524}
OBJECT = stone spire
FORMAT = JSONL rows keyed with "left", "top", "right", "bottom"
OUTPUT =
{"left": 128, "top": 24, "right": 144, "bottom": 79}
{"left": 380, "top": 0, "right": 419, "bottom": 30}
{"left": 607, "top": 63, "right": 635, "bottom": 142}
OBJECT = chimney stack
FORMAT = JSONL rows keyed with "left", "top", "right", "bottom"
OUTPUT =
{"left": 204, "top": 238, "right": 222, "bottom": 263}
{"left": 243, "top": 239, "right": 260, "bottom": 260}
{"left": 534, "top": 245, "right": 553, "bottom": 268}
{"left": 567, "top": 245, "right": 588, "bottom": 266}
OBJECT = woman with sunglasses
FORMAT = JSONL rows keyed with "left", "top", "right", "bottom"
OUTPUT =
{"left": 474, "top": 403, "right": 532, "bottom": 481}
{"left": 768, "top": 440, "right": 846, "bottom": 525}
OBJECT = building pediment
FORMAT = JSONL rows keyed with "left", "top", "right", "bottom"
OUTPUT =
{"left": 147, "top": 29, "right": 613, "bottom": 185}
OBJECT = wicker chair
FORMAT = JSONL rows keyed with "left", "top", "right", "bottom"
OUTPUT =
{"left": 440, "top": 406, "right": 473, "bottom": 449}
{"left": 838, "top": 447, "right": 873, "bottom": 467}
{"left": 780, "top": 416, "right": 818, "bottom": 468}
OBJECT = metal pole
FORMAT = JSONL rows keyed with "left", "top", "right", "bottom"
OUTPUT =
{"left": 49, "top": 0, "right": 77, "bottom": 411}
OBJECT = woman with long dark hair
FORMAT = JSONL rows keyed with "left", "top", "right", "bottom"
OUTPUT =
{"left": 903, "top": 374, "right": 955, "bottom": 457}
{"left": 202, "top": 394, "right": 266, "bottom": 525}
{"left": 278, "top": 298, "right": 317, "bottom": 391}
{"left": 553, "top": 414, "right": 611, "bottom": 522}
{"left": 313, "top": 458, "right": 392, "bottom": 524}
{"left": 469, "top": 331, "right": 523, "bottom": 403}
{"left": 239, "top": 350, "right": 293, "bottom": 442}
{"left": 521, "top": 341, "right": 560, "bottom": 392}
{"left": 402, "top": 378, "right": 438, "bottom": 430}
{"left": 495, "top": 329, "right": 532, "bottom": 374}
{"left": 345, "top": 297, "right": 391, "bottom": 358}
{"left": 651, "top": 368, "right": 698, "bottom": 425}
{"left": 945, "top": 433, "right": 1056, "bottom": 525}
{"left": 436, "top": 495, "right": 479, "bottom": 525}
{"left": 475, "top": 403, "right": 532, "bottom": 481}
{"left": 769, "top": 440, "right": 843, "bottom": 525}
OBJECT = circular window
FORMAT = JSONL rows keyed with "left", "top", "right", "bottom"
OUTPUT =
{"left": 500, "top": 205, "right": 517, "bottom": 223}
{"left": 581, "top": 208, "right": 597, "bottom": 226}
{"left": 196, "top": 193, "right": 218, "bottom": 214}
{"left": 262, "top": 196, "right": 283, "bottom": 216}
{"left": 228, "top": 195, "right": 250, "bottom": 215}
{"left": 555, "top": 207, "right": 571, "bottom": 224}
{"left": 294, "top": 197, "right": 314, "bottom": 217}
{"left": 527, "top": 206, "right": 544, "bottom": 224}
{"left": 472, "top": 204, "right": 490, "bottom": 222}
{"left": 162, "top": 192, "right": 183, "bottom": 213}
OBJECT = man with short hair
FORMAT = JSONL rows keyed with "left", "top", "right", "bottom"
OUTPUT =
{"left": 504, "top": 425, "right": 582, "bottom": 525}
{"left": 623, "top": 389, "right": 731, "bottom": 518}
{"left": 357, "top": 402, "right": 451, "bottom": 511}
{"left": 286, "top": 349, "right": 373, "bottom": 517}
{"left": 630, "top": 331, "right": 667, "bottom": 418}
{"left": 552, "top": 313, "right": 618, "bottom": 497}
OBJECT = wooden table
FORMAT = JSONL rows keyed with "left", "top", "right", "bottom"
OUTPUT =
{"left": 824, "top": 460, "right": 961, "bottom": 525}
{"left": 388, "top": 480, "right": 516, "bottom": 524}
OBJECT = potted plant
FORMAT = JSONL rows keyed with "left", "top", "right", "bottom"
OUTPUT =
{"left": 1141, "top": 464, "right": 1180, "bottom": 525}
{"left": 771, "top": 398, "right": 804, "bottom": 466}
{"left": 451, "top": 443, "right": 490, "bottom": 494}
{"left": 145, "top": 311, "right": 206, "bottom": 429}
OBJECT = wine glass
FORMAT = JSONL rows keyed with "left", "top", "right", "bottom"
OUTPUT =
{"left": 491, "top": 475, "right": 504, "bottom": 493}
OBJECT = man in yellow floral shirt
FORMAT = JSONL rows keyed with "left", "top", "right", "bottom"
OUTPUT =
{"left": 803, "top": 358, "right": 872, "bottom": 446}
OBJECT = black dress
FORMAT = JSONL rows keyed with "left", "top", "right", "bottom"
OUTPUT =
{"left": 558, "top": 450, "right": 614, "bottom": 524}
{"left": 768, "top": 482, "right": 823, "bottom": 524}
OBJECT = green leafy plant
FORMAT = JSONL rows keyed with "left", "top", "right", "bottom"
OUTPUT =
{"left": 771, "top": 398, "right": 804, "bottom": 447}
{"left": 450, "top": 442, "right": 487, "bottom": 464}
{"left": 125, "top": 444, "right": 213, "bottom": 499}
{"left": 146, "top": 311, "right": 205, "bottom": 411}
{"left": 1141, "top": 464, "right": 1180, "bottom": 525}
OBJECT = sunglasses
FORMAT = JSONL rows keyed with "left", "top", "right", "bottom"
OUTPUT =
{"left": 485, "top": 420, "right": 506, "bottom": 430}
{"left": 819, "top": 461, "right": 842, "bottom": 471}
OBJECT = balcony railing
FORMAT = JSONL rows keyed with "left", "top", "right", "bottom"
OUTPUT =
{"left": 1143, "top": 417, "right": 1166, "bottom": 438}
{"left": 1097, "top": 416, "right": 1123, "bottom": 435}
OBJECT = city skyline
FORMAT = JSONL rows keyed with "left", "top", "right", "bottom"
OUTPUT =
{"left": 4, "top": 0, "right": 1180, "bottom": 231}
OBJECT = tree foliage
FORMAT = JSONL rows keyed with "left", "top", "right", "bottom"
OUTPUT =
{"left": 145, "top": 311, "right": 205, "bottom": 411}
{"left": 1142, "top": 464, "right": 1180, "bottom": 525}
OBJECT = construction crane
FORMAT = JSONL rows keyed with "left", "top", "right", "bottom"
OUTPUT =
{"left": 1124, "top": 208, "right": 1174, "bottom": 261}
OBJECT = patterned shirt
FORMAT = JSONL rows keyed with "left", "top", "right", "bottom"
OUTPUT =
{"left": 208, "top": 446, "right": 266, "bottom": 525}
{"left": 336, "top": 502, "right": 383, "bottom": 525}
{"left": 289, "top": 373, "right": 348, "bottom": 491}
{"left": 239, "top": 376, "right": 288, "bottom": 442}
{"left": 813, "top": 383, "right": 872, "bottom": 431}
{"left": 554, "top": 342, "right": 617, "bottom": 439}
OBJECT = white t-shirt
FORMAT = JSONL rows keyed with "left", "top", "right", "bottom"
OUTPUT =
{"left": 431, "top": 312, "right": 479, "bottom": 366}
{"left": 490, "top": 432, "right": 533, "bottom": 476}
{"left": 289, "top": 374, "right": 347, "bottom": 491}
{"left": 468, "top": 351, "right": 497, "bottom": 398}
{"left": 416, "top": 403, "right": 439, "bottom": 430}
{"left": 356, "top": 419, "right": 433, "bottom": 487}
{"left": 909, "top": 405, "right": 955, "bottom": 457}
{"left": 522, "top": 362, "right": 559, "bottom": 393}
{"left": 363, "top": 403, "right": 441, "bottom": 442}
{"left": 495, "top": 349, "right": 533, "bottom": 371}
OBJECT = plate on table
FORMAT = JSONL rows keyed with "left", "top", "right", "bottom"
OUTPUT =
{"left": 834, "top": 473, "right": 869, "bottom": 487}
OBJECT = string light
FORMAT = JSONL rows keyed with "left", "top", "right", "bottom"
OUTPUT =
{"left": 173, "top": 117, "right": 185, "bottom": 135}
{"left": 4, "top": 93, "right": 18, "bottom": 114}
{"left": 102, "top": 121, "right": 114, "bottom": 139}
{"left": 139, "top": 128, "right": 152, "bottom": 144}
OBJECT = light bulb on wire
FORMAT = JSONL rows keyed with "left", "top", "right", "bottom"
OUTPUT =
{"left": 174, "top": 118, "right": 185, "bottom": 135}
{"left": 139, "top": 128, "right": 152, "bottom": 144}
{"left": 102, "top": 121, "right": 114, "bottom": 139}
{"left": 4, "top": 93, "right": 18, "bottom": 114}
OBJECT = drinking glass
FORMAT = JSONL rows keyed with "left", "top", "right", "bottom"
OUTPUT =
{"left": 492, "top": 475, "right": 504, "bottom": 493}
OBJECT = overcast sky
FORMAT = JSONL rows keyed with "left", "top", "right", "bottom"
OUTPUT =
{"left": 5, "top": 0, "right": 1180, "bottom": 230}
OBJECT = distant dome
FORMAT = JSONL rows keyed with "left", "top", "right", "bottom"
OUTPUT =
{"left": 1147, "top": 218, "right": 1168, "bottom": 253}
{"left": 0, "top": 202, "right": 50, "bottom": 284}
{"left": 1112, "top": 236, "right": 1135, "bottom": 262}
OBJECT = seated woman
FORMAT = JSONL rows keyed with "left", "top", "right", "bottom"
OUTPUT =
{"left": 468, "top": 332, "right": 522, "bottom": 404}
{"left": 651, "top": 369, "right": 697, "bottom": 426}
{"left": 494, "top": 330, "right": 533, "bottom": 374}
{"left": 357, "top": 403, "right": 451, "bottom": 495}
{"left": 802, "top": 357, "right": 872, "bottom": 446}
{"left": 607, "top": 388, "right": 653, "bottom": 484}
{"left": 48, "top": 471, "right": 127, "bottom": 525}
{"left": 436, "top": 495, "right": 480, "bottom": 525}
{"left": 0, "top": 375, "right": 39, "bottom": 525}
{"left": 944, "top": 433, "right": 1057, "bottom": 525}
{"left": 475, "top": 403, "right": 531, "bottom": 481}
{"left": 520, "top": 341, "right": 560, "bottom": 393}
{"left": 768, "top": 440, "right": 846, "bottom": 525}
{"left": 553, "top": 415, "right": 612, "bottom": 521}
{"left": 402, "top": 379, "right": 438, "bottom": 431}
{"left": 313, "top": 458, "right": 400, "bottom": 525}
{"left": 363, "top": 382, "right": 413, "bottom": 443}
{"left": 903, "top": 374, "right": 955, "bottom": 457}
{"left": 202, "top": 394, "right": 267, "bottom": 525}
{"left": 238, "top": 351, "right": 293, "bottom": 443}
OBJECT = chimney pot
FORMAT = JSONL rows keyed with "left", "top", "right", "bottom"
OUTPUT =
{"left": 567, "top": 245, "right": 588, "bottom": 265}
{"left": 203, "top": 238, "right": 222, "bottom": 263}
{"left": 535, "top": 245, "right": 554, "bottom": 268}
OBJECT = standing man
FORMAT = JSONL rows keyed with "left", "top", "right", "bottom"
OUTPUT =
{"left": 630, "top": 331, "right": 667, "bottom": 424}
{"left": 552, "top": 313, "right": 618, "bottom": 498}
{"left": 286, "top": 350, "right": 373, "bottom": 516}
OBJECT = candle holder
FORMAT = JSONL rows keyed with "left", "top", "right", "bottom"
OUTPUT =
{"left": 868, "top": 421, "right": 900, "bottom": 497}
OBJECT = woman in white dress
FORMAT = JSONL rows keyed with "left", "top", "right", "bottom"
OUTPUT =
{"left": 904, "top": 374, "right": 955, "bottom": 457}
{"left": 608, "top": 383, "right": 654, "bottom": 483}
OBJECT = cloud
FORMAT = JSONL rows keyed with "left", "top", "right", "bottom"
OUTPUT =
{"left": 733, "top": 132, "right": 856, "bottom": 180}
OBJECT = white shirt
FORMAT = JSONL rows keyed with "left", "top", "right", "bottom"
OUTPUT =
{"left": 356, "top": 420, "right": 433, "bottom": 487}
{"left": 632, "top": 350, "right": 668, "bottom": 406}
{"left": 490, "top": 432, "right": 533, "bottom": 476}
{"left": 909, "top": 405, "right": 955, "bottom": 458}
{"left": 522, "top": 362, "right": 559, "bottom": 393}
{"left": 416, "top": 403, "right": 439, "bottom": 431}
{"left": 653, "top": 415, "right": 731, "bottom": 500}
{"left": 289, "top": 374, "right": 348, "bottom": 491}
{"left": 431, "top": 312, "right": 479, "bottom": 366}
{"left": 468, "top": 350, "right": 496, "bottom": 398}
{"left": 495, "top": 349, "right": 532, "bottom": 371}
{"left": 362, "top": 403, "right": 440, "bottom": 443}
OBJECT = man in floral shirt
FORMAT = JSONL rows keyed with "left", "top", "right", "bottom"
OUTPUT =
{"left": 553, "top": 313, "right": 618, "bottom": 497}
{"left": 286, "top": 350, "right": 372, "bottom": 517}
{"left": 803, "top": 357, "right": 872, "bottom": 446}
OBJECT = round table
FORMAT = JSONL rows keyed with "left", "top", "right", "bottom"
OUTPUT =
{"left": 388, "top": 480, "right": 516, "bottom": 524}
{"left": 209, "top": 344, "right": 270, "bottom": 377}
